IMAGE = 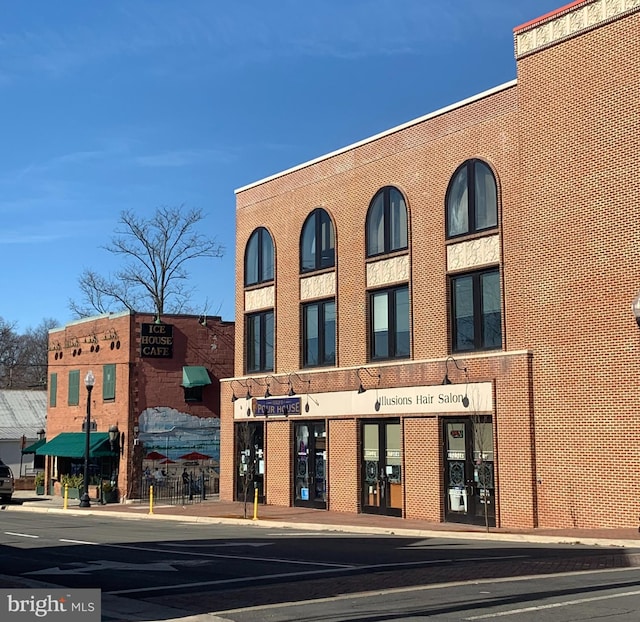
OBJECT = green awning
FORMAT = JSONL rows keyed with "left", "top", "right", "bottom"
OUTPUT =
{"left": 182, "top": 366, "right": 211, "bottom": 388}
{"left": 22, "top": 438, "right": 47, "bottom": 454}
{"left": 35, "top": 432, "right": 115, "bottom": 458}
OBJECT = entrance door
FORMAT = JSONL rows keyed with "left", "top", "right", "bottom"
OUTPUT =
{"left": 443, "top": 417, "right": 495, "bottom": 527}
{"left": 294, "top": 422, "right": 327, "bottom": 509}
{"left": 362, "top": 420, "right": 402, "bottom": 516}
{"left": 235, "top": 421, "right": 265, "bottom": 504}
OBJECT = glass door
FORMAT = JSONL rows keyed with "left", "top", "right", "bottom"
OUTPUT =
{"left": 362, "top": 420, "right": 402, "bottom": 516}
{"left": 235, "top": 421, "right": 265, "bottom": 504}
{"left": 443, "top": 417, "right": 495, "bottom": 527}
{"left": 294, "top": 421, "right": 327, "bottom": 509}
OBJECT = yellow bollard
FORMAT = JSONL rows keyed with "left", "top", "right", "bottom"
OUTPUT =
{"left": 149, "top": 485, "right": 154, "bottom": 515}
{"left": 252, "top": 485, "right": 259, "bottom": 521}
{"left": 63, "top": 484, "right": 68, "bottom": 510}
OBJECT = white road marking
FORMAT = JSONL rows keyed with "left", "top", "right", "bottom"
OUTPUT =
{"left": 107, "top": 555, "right": 531, "bottom": 597}
{"left": 59, "top": 539, "right": 97, "bottom": 545}
{"left": 267, "top": 532, "right": 340, "bottom": 537}
{"left": 162, "top": 541, "right": 272, "bottom": 548}
{"left": 4, "top": 532, "right": 39, "bottom": 538}
{"left": 26, "top": 559, "right": 209, "bottom": 576}
{"left": 464, "top": 588, "right": 640, "bottom": 619}
{"left": 211, "top": 566, "right": 640, "bottom": 616}
{"left": 110, "top": 566, "right": 360, "bottom": 595}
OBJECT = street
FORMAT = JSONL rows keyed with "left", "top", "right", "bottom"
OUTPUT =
{"left": 1, "top": 512, "right": 639, "bottom": 621}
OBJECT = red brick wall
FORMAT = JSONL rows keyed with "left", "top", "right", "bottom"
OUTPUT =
{"left": 224, "top": 6, "right": 640, "bottom": 529}
{"left": 510, "top": 11, "right": 640, "bottom": 528}
{"left": 404, "top": 417, "right": 441, "bottom": 521}
{"left": 265, "top": 420, "right": 291, "bottom": 505}
{"left": 235, "top": 86, "right": 520, "bottom": 374}
{"left": 327, "top": 419, "right": 359, "bottom": 513}
{"left": 47, "top": 312, "right": 234, "bottom": 502}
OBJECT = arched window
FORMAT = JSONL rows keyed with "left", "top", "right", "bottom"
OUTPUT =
{"left": 300, "top": 208, "right": 335, "bottom": 273}
{"left": 244, "top": 227, "right": 274, "bottom": 287}
{"left": 366, "top": 186, "right": 408, "bottom": 258}
{"left": 446, "top": 159, "right": 497, "bottom": 238}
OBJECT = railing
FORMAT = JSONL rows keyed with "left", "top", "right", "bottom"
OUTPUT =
{"left": 137, "top": 473, "right": 219, "bottom": 506}
{"left": 23, "top": 468, "right": 44, "bottom": 478}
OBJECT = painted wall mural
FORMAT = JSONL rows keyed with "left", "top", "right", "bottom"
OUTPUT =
{"left": 137, "top": 406, "right": 220, "bottom": 474}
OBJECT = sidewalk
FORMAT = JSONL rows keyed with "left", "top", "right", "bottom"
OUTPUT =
{"left": 6, "top": 490, "right": 640, "bottom": 548}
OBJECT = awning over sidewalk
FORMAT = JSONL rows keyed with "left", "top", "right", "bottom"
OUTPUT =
{"left": 35, "top": 432, "right": 115, "bottom": 458}
{"left": 21, "top": 438, "right": 47, "bottom": 454}
{"left": 181, "top": 366, "right": 211, "bottom": 388}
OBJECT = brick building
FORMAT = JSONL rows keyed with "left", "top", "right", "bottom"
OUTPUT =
{"left": 221, "top": 0, "right": 640, "bottom": 530}
{"left": 41, "top": 311, "right": 233, "bottom": 501}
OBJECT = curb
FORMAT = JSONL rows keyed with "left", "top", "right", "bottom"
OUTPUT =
{"left": 6, "top": 503, "right": 640, "bottom": 549}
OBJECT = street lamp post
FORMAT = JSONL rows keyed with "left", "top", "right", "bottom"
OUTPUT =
{"left": 79, "top": 370, "right": 95, "bottom": 508}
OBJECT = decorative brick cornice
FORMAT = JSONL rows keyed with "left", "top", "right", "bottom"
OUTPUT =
{"left": 514, "top": 0, "right": 640, "bottom": 59}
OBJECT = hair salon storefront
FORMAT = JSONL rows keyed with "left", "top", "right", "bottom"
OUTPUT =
{"left": 233, "top": 379, "right": 498, "bottom": 527}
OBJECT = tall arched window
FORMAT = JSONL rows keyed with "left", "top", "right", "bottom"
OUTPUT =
{"left": 366, "top": 186, "right": 408, "bottom": 258}
{"left": 244, "top": 227, "right": 274, "bottom": 287}
{"left": 446, "top": 159, "right": 497, "bottom": 238}
{"left": 300, "top": 208, "right": 335, "bottom": 273}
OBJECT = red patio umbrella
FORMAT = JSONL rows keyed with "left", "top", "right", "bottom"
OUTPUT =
{"left": 145, "top": 451, "right": 166, "bottom": 461}
{"left": 179, "top": 451, "right": 211, "bottom": 461}
{"left": 159, "top": 458, "right": 176, "bottom": 464}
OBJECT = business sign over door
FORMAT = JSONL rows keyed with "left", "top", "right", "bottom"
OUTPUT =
{"left": 234, "top": 382, "right": 494, "bottom": 419}
{"left": 140, "top": 323, "right": 174, "bottom": 358}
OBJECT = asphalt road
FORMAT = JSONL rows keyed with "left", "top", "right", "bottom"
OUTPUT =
{"left": 1, "top": 512, "right": 639, "bottom": 621}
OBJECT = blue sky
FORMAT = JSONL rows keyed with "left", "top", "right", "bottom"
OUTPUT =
{"left": 0, "top": 0, "right": 561, "bottom": 332}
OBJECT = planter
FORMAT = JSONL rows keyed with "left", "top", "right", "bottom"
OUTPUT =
{"left": 102, "top": 490, "right": 119, "bottom": 504}
{"left": 35, "top": 485, "right": 45, "bottom": 496}
{"left": 65, "top": 487, "right": 81, "bottom": 500}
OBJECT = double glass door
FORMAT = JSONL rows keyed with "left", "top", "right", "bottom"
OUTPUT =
{"left": 362, "top": 420, "right": 402, "bottom": 516}
{"left": 443, "top": 416, "right": 495, "bottom": 527}
{"left": 235, "top": 421, "right": 264, "bottom": 504}
{"left": 294, "top": 422, "right": 327, "bottom": 509}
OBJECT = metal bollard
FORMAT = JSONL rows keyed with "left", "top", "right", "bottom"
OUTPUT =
{"left": 64, "top": 484, "right": 68, "bottom": 510}
{"left": 252, "top": 483, "right": 259, "bottom": 521}
{"left": 149, "top": 484, "right": 154, "bottom": 515}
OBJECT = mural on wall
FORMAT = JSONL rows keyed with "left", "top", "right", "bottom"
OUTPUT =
{"left": 137, "top": 407, "right": 220, "bottom": 474}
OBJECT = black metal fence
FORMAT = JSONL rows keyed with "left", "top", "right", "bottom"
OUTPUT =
{"left": 137, "top": 473, "right": 219, "bottom": 506}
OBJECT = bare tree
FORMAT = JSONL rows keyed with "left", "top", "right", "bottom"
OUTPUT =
{"left": 69, "top": 206, "right": 224, "bottom": 318}
{"left": 471, "top": 412, "right": 494, "bottom": 532}
{"left": 236, "top": 421, "right": 256, "bottom": 519}
{"left": 20, "top": 318, "right": 59, "bottom": 388}
{"left": 0, "top": 317, "right": 57, "bottom": 389}
{"left": 0, "top": 317, "right": 19, "bottom": 388}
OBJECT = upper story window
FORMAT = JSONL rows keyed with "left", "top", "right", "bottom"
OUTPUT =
{"left": 302, "top": 298, "right": 336, "bottom": 368}
{"left": 245, "top": 227, "right": 274, "bottom": 287}
{"left": 369, "top": 284, "right": 410, "bottom": 360}
{"left": 246, "top": 310, "right": 274, "bottom": 373}
{"left": 450, "top": 268, "right": 502, "bottom": 352}
{"left": 300, "top": 208, "right": 335, "bottom": 273}
{"left": 446, "top": 159, "right": 498, "bottom": 238}
{"left": 366, "top": 186, "right": 408, "bottom": 258}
